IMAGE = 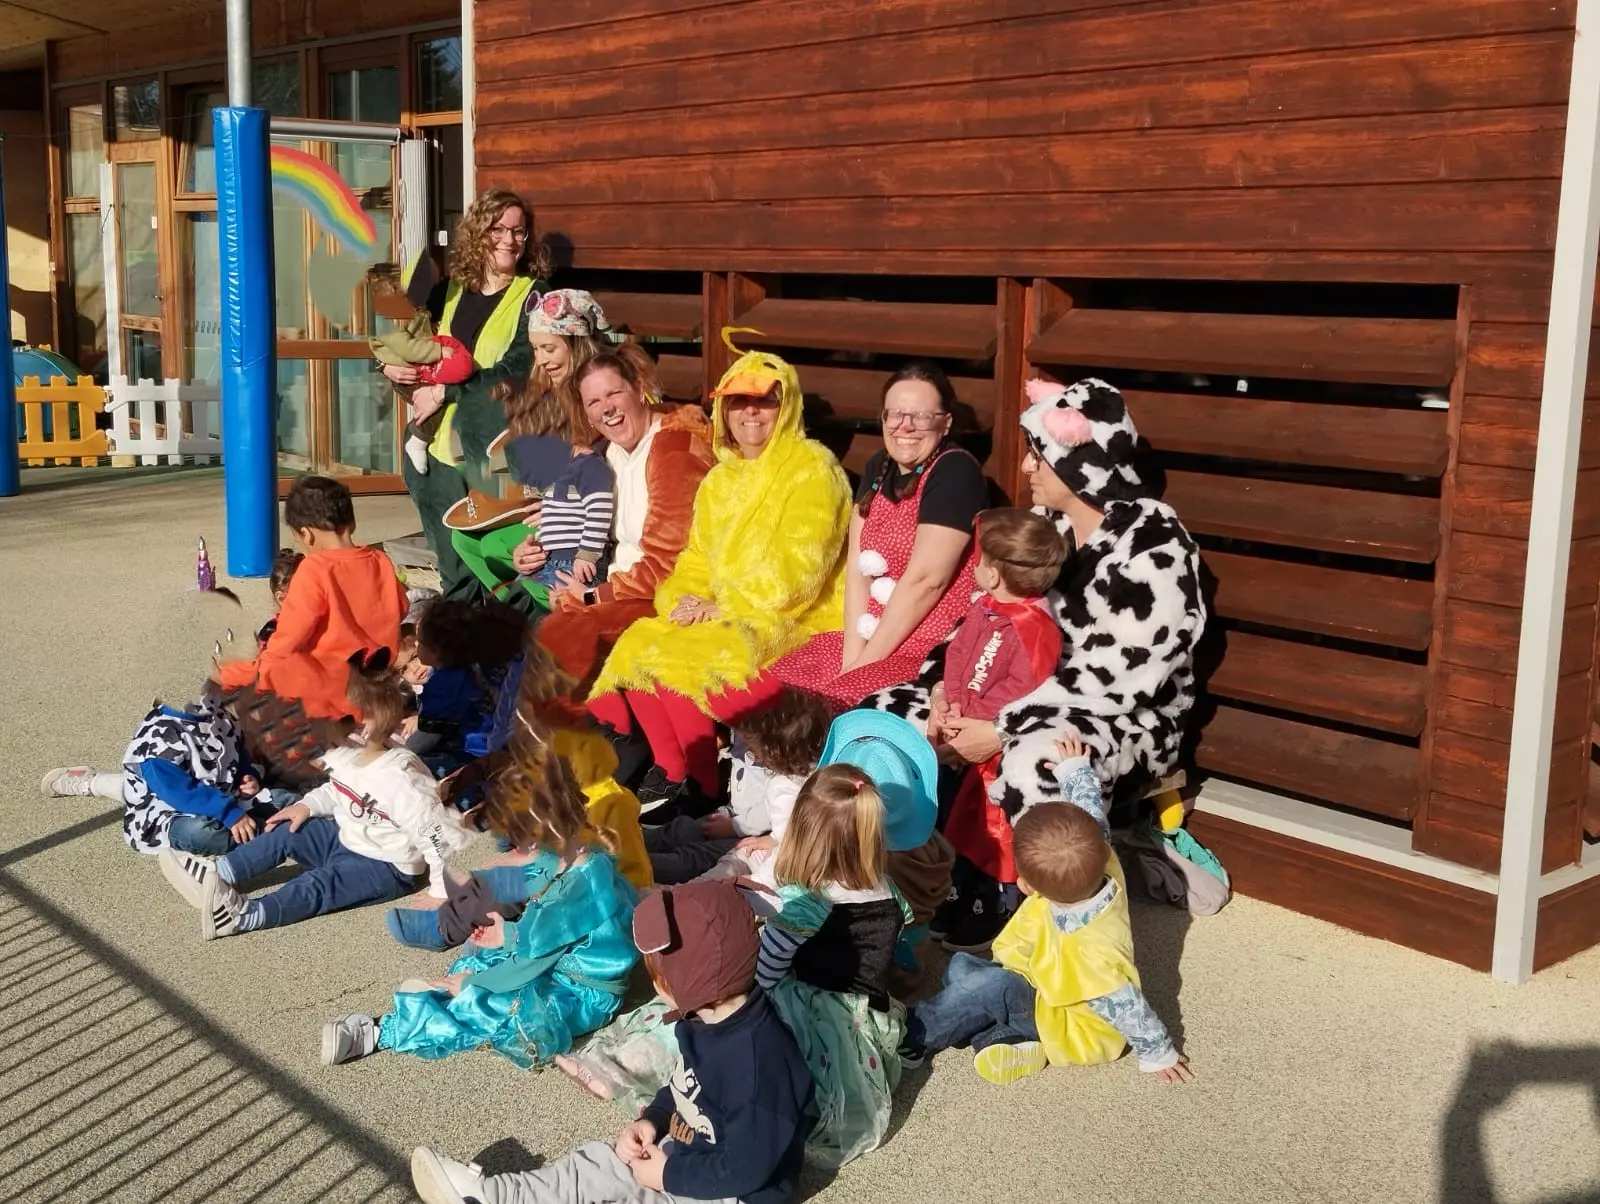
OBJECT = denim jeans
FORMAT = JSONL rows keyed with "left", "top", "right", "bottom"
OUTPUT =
{"left": 167, "top": 800, "right": 288, "bottom": 857}
{"left": 220, "top": 816, "right": 422, "bottom": 930}
{"left": 905, "top": 952, "right": 1039, "bottom": 1053}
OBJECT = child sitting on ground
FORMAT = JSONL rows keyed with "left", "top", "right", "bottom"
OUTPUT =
{"left": 565, "top": 739, "right": 932, "bottom": 1170}
{"left": 158, "top": 659, "right": 474, "bottom": 940}
{"left": 900, "top": 735, "right": 1192, "bottom": 1086}
{"left": 645, "top": 686, "right": 831, "bottom": 886}
{"left": 385, "top": 636, "right": 652, "bottom": 951}
{"left": 930, "top": 507, "right": 1068, "bottom": 953}
{"left": 406, "top": 598, "right": 527, "bottom": 775}
{"left": 215, "top": 474, "right": 409, "bottom": 726}
{"left": 42, "top": 689, "right": 275, "bottom": 857}
{"left": 321, "top": 706, "right": 640, "bottom": 1070}
{"left": 408, "top": 878, "right": 816, "bottom": 1204}
{"left": 255, "top": 548, "right": 305, "bottom": 651}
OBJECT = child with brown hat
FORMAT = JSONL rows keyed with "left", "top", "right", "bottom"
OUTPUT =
{"left": 410, "top": 878, "right": 817, "bottom": 1204}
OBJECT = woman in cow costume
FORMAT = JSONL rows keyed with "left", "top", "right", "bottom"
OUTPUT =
{"left": 868, "top": 376, "right": 1205, "bottom": 823}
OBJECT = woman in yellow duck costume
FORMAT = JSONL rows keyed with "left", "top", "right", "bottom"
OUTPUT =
{"left": 586, "top": 333, "right": 852, "bottom": 800}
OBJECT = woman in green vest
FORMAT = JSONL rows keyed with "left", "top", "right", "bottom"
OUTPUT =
{"left": 385, "top": 189, "right": 549, "bottom": 599}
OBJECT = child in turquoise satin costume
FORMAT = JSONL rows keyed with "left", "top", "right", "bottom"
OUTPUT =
{"left": 321, "top": 703, "right": 640, "bottom": 1070}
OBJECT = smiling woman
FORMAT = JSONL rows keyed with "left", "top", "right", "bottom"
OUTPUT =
{"left": 768, "top": 361, "right": 986, "bottom": 708}
{"left": 585, "top": 340, "right": 852, "bottom": 803}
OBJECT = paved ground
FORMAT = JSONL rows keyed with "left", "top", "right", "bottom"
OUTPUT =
{"left": 3, "top": 469, "right": 1600, "bottom": 1204}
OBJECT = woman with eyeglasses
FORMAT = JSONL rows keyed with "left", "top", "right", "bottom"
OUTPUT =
{"left": 768, "top": 361, "right": 986, "bottom": 708}
{"left": 388, "top": 189, "right": 551, "bottom": 601}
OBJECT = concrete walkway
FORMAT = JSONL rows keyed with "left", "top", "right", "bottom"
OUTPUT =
{"left": 2, "top": 471, "right": 1599, "bottom": 1204}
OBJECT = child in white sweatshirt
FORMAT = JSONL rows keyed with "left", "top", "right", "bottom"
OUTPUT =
{"left": 159, "top": 658, "right": 474, "bottom": 940}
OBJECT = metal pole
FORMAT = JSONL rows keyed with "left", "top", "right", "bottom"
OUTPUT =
{"left": 460, "top": 0, "right": 475, "bottom": 198}
{"left": 0, "top": 138, "right": 16, "bottom": 497}
{"left": 226, "top": 0, "right": 252, "bottom": 108}
{"left": 1492, "top": 0, "right": 1600, "bottom": 983}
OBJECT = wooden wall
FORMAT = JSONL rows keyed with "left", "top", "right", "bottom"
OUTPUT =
{"left": 477, "top": 0, "right": 1596, "bottom": 884}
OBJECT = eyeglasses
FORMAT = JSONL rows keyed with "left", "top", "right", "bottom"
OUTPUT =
{"left": 880, "top": 409, "right": 948, "bottom": 431}
{"left": 489, "top": 225, "right": 529, "bottom": 243}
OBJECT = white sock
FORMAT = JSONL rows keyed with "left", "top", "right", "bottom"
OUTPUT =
{"left": 405, "top": 434, "right": 430, "bottom": 474}
{"left": 91, "top": 772, "right": 124, "bottom": 800}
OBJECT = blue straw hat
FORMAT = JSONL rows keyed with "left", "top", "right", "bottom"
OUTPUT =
{"left": 819, "top": 710, "right": 938, "bottom": 852}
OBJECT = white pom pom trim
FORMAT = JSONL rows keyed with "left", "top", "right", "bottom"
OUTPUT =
{"left": 856, "top": 613, "right": 880, "bottom": 640}
{"left": 870, "top": 575, "right": 897, "bottom": 606}
{"left": 858, "top": 549, "right": 889, "bottom": 577}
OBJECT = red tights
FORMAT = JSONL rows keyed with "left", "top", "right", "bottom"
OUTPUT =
{"left": 587, "top": 675, "right": 785, "bottom": 795}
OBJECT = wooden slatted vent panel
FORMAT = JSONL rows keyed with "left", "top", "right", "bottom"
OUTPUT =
{"left": 578, "top": 269, "right": 708, "bottom": 400}
{"left": 1028, "top": 279, "right": 1458, "bottom": 826}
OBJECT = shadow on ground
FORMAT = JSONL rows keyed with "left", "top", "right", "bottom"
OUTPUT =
{"left": 0, "top": 815, "right": 409, "bottom": 1204}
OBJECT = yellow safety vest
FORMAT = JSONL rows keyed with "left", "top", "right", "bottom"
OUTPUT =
{"left": 426, "top": 274, "right": 536, "bottom": 462}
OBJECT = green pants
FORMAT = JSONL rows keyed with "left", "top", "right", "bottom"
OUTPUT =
{"left": 402, "top": 453, "right": 479, "bottom": 601}
{"left": 451, "top": 522, "right": 550, "bottom": 615}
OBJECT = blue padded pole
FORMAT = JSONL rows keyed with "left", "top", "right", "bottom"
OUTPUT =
{"left": 215, "top": 106, "right": 276, "bottom": 576}
{"left": 0, "top": 138, "right": 17, "bottom": 498}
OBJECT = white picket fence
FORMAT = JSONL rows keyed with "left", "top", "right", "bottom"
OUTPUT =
{"left": 105, "top": 376, "right": 224, "bottom": 465}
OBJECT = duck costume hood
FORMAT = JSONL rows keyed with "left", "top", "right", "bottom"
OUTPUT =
{"left": 1020, "top": 377, "right": 1145, "bottom": 508}
{"left": 590, "top": 330, "right": 852, "bottom": 705}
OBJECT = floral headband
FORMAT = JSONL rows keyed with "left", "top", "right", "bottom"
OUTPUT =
{"left": 527, "top": 288, "right": 613, "bottom": 339}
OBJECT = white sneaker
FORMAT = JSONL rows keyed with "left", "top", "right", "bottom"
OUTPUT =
{"left": 405, "top": 434, "right": 431, "bottom": 474}
{"left": 199, "top": 872, "right": 248, "bottom": 941}
{"left": 40, "top": 766, "right": 102, "bottom": 797}
{"left": 411, "top": 1146, "right": 486, "bottom": 1204}
{"left": 321, "top": 1014, "right": 380, "bottom": 1066}
{"left": 159, "top": 848, "right": 215, "bottom": 909}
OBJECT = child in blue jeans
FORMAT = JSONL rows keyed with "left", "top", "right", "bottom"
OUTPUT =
{"left": 159, "top": 661, "right": 474, "bottom": 940}
{"left": 901, "top": 736, "right": 1192, "bottom": 1086}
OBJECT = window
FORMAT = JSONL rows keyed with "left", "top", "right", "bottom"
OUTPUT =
{"left": 115, "top": 161, "right": 160, "bottom": 320}
{"left": 326, "top": 65, "right": 400, "bottom": 124}
{"left": 181, "top": 89, "right": 227, "bottom": 194}
{"left": 66, "top": 212, "right": 107, "bottom": 379}
{"left": 62, "top": 104, "right": 103, "bottom": 198}
{"left": 254, "top": 59, "right": 301, "bottom": 117}
{"left": 183, "top": 213, "right": 221, "bottom": 383}
{"left": 111, "top": 81, "right": 160, "bottom": 142}
{"left": 414, "top": 36, "right": 463, "bottom": 113}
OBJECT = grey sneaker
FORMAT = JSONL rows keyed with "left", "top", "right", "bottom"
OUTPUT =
{"left": 411, "top": 1146, "right": 486, "bottom": 1204}
{"left": 321, "top": 1014, "right": 380, "bottom": 1066}
{"left": 199, "top": 872, "right": 248, "bottom": 941}
{"left": 39, "top": 766, "right": 101, "bottom": 797}
{"left": 159, "top": 848, "right": 215, "bottom": 909}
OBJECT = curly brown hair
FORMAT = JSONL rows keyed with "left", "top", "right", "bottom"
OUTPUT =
{"left": 734, "top": 687, "right": 832, "bottom": 779}
{"left": 483, "top": 706, "right": 593, "bottom": 853}
{"left": 449, "top": 189, "right": 552, "bottom": 294}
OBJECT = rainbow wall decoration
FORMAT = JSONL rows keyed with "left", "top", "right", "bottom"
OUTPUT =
{"left": 269, "top": 144, "right": 378, "bottom": 256}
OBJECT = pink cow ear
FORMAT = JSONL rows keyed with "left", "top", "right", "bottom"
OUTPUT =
{"left": 1024, "top": 378, "right": 1066, "bottom": 406}
{"left": 1042, "top": 405, "right": 1093, "bottom": 448}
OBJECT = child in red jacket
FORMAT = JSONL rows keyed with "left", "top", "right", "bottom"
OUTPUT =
{"left": 928, "top": 507, "right": 1068, "bottom": 953}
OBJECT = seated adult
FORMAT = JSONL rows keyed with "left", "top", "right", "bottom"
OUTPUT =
{"left": 867, "top": 377, "right": 1206, "bottom": 820}
{"left": 530, "top": 345, "right": 716, "bottom": 687}
{"left": 586, "top": 338, "right": 852, "bottom": 802}
{"left": 770, "top": 361, "right": 985, "bottom": 708}
{"left": 447, "top": 289, "right": 614, "bottom": 614}
{"left": 392, "top": 189, "right": 547, "bottom": 600}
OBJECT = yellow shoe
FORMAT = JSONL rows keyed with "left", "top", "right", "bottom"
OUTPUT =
{"left": 974, "top": 1041, "right": 1048, "bottom": 1085}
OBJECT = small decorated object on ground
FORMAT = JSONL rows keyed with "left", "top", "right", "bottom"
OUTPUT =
{"left": 194, "top": 536, "right": 241, "bottom": 605}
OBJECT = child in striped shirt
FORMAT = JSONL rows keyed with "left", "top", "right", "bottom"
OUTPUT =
{"left": 507, "top": 434, "right": 615, "bottom": 594}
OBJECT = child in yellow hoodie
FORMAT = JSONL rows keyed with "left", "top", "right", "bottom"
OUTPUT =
{"left": 901, "top": 735, "right": 1193, "bottom": 1086}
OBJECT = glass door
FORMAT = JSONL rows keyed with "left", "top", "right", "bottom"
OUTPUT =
{"left": 109, "top": 145, "right": 163, "bottom": 381}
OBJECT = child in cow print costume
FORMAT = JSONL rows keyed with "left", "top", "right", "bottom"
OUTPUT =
{"left": 864, "top": 376, "right": 1205, "bottom": 836}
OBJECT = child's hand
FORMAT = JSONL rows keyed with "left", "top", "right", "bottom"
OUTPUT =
{"left": 228, "top": 814, "right": 257, "bottom": 844}
{"left": 434, "top": 972, "right": 468, "bottom": 996}
{"left": 735, "top": 834, "right": 775, "bottom": 855}
{"left": 263, "top": 802, "right": 311, "bottom": 833}
{"left": 700, "top": 812, "right": 736, "bottom": 840}
{"left": 628, "top": 1142, "right": 667, "bottom": 1190}
{"left": 614, "top": 1119, "right": 657, "bottom": 1164}
{"left": 569, "top": 558, "right": 598, "bottom": 586}
{"left": 1053, "top": 734, "right": 1087, "bottom": 763}
{"left": 237, "top": 774, "right": 261, "bottom": 799}
{"left": 399, "top": 714, "right": 419, "bottom": 740}
{"left": 470, "top": 911, "right": 508, "bottom": 949}
{"left": 1155, "top": 1055, "right": 1194, "bottom": 1085}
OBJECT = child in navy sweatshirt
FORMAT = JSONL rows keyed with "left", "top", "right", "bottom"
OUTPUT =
{"left": 409, "top": 878, "right": 816, "bottom": 1204}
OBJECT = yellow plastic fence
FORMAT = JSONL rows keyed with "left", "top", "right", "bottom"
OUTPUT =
{"left": 15, "top": 375, "right": 107, "bottom": 465}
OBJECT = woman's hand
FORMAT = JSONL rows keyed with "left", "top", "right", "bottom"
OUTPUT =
{"left": 381, "top": 362, "right": 421, "bottom": 386}
{"left": 263, "top": 802, "right": 312, "bottom": 833}
{"left": 670, "top": 595, "right": 719, "bottom": 626}
{"left": 511, "top": 534, "right": 548, "bottom": 577}
{"left": 941, "top": 715, "right": 1003, "bottom": 764}
{"left": 409, "top": 383, "right": 447, "bottom": 422}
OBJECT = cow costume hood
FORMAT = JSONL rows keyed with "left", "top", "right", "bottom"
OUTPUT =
{"left": 1019, "top": 377, "right": 1145, "bottom": 509}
